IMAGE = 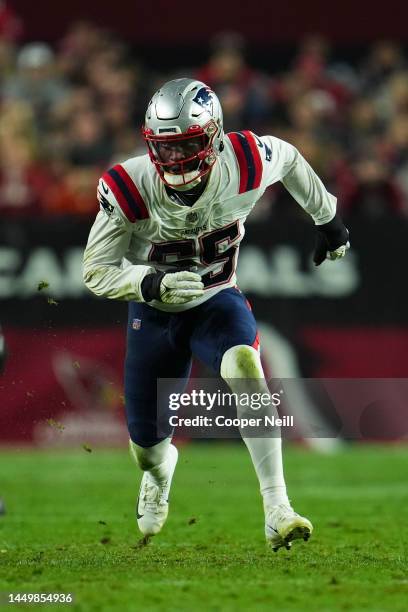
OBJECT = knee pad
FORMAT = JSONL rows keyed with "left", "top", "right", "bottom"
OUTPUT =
{"left": 129, "top": 437, "right": 171, "bottom": 471}
{"left": 220, "top": 344, "right": 263, "bottom": 380}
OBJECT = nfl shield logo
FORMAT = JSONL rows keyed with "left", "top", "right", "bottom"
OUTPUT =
{"left": 186, "top": 211, "right": 198, "bottom": 224}
{"left": 132, "top": 318, "right": 141, "bottom": 330}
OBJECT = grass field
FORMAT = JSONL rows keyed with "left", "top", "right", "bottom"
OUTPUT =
{"left": 0, "top": 443, "right": 407, "bottom": 611}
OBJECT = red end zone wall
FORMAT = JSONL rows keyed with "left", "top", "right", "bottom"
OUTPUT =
{"left": 1, "top": 325, "right": 408, "bottom": 444}
{"left": 302, "top": 328, "right": 408, "bottom": 378}
{"left": 0, "top": 328, "right": 127, "bottom": 445}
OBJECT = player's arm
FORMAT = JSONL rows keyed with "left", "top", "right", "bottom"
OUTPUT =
{"left": 260, "top": 135, "right": 349, "bottom": 265}
{"left": 83, "top": 178, "right": 203, "bottom": 304}
{"left": 83, "top": 208, "right": 153, "bottom": 301}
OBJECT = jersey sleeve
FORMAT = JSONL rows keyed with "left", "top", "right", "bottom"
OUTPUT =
{"left": 82, "top": 172, "right": 154, "bottom": 301}
{"left": 259, "top": 135, "right": 336, "bottom": 225}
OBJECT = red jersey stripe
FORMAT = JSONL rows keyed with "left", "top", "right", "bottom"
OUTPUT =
{"left": 241, "top": 131, "right": 263, "bottom": 190}
{"left": 113, "top": 164, "right": 149, "bottom": 220}
{"left": 228, "top": 132, "right": 249, "bottom": 194}
{"left": 102, "top": 170, "right": 137, "bottom": 222}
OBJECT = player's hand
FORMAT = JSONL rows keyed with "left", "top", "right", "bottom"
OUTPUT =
{"left": 159, "top": 271, "right": 204, "bottom": 304}
{"left": 314, "top": 213, "right": 350, "bottom": 266}
{"left": 141, "top": 270, "right": 204, "bottom": 304}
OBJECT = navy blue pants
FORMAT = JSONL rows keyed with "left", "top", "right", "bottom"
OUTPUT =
{"left": 124, "top": 287, "right": 258, "bottom": 447}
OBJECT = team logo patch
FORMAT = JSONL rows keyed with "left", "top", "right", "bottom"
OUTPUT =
{"left": 192, "top": 87, "right": 214, "bottom": 114}
{"left": 186, "top": 211, "right": 199, "bottom": 224}
{"left": 97, "top": 190, "right": 114, "bottom": 216}
{"left": 132, "top": 318, "right": 142, "bottom": 330}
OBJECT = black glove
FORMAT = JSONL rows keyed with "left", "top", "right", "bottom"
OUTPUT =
{"left": 314, "top": 214, "right": 350, "bottom": 266}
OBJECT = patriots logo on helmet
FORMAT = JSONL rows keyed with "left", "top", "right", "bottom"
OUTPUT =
{"left": 192, "top": 87, "right": 214, "bottom": 114}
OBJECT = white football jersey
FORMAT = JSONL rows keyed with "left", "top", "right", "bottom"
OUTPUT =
{"left": 83, "top": 131, "right": 337, "bottom": 312}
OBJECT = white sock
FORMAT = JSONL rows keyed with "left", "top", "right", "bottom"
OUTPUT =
{"left": 129, "top": 437, "right": 172, "bottom": 487}
{"left": 242, "top": 436, "right": 289, "bottom": 508}
{"left": 221, "top": 345, "right": 289, "bottom": 510}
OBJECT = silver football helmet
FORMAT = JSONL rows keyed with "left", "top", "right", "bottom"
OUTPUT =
{"left": 142, "top": 78, "right": 224, "bottom": 188}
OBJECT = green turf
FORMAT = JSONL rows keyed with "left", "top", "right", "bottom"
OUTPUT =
{"left": 0, "top": 443, "right": 407, "bottom": 611}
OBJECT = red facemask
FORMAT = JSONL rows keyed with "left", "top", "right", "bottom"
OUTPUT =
{"left": 142, "top": 125, "right": 217, "bottom": 187}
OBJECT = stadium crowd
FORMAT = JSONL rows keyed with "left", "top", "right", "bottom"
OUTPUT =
{"left": 1, "top": 12, "right": 408, "bottom": 219}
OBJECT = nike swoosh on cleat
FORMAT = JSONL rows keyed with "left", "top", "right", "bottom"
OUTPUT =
{"left": 101, "top": 181, "right": 109, "bottom": 194}
{"left": 136, "top": 496, "right": 144, "bottom": 520}
{"left": 267, "top": 525, "right": 279, "bottom": 534}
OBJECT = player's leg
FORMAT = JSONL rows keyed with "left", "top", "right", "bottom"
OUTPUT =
{"left": 190, "top": 288, "right": 312, "bottom": 550}
{"left": 190, "top": 289, "right": 289, "bottom": 507}
{"left": 125, "top": 302, "right": 192, "bottom": 536}
{"left": 220, "top": 344, "right": 289, "bottom": 505}
{"left": 220, "top": 342, "right": 312, "bottom": 551}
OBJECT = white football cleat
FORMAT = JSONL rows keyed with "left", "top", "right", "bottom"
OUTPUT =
{"left": 265, "top": 503, "right": 313, "bottom": 552}
{"left": 136, "top": 444, "right": 178, "bottom": 536}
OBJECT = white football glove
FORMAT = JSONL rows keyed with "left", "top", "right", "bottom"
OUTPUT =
{"left": 141, "top": 270, "right": 204, "bottom": 304}
{"left": 160, "top": 271, "right": 204, "bottom": 304}
{"left": 327, "top": 241, "right": 350, "bottom": 261}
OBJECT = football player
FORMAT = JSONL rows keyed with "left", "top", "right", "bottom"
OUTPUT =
{"left": 83, "top": 78, "right": 349, "bottom": 551}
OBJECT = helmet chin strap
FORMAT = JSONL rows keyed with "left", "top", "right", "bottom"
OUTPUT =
{"left": 164, "top": 170, "right": 203, "bottom": 190}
